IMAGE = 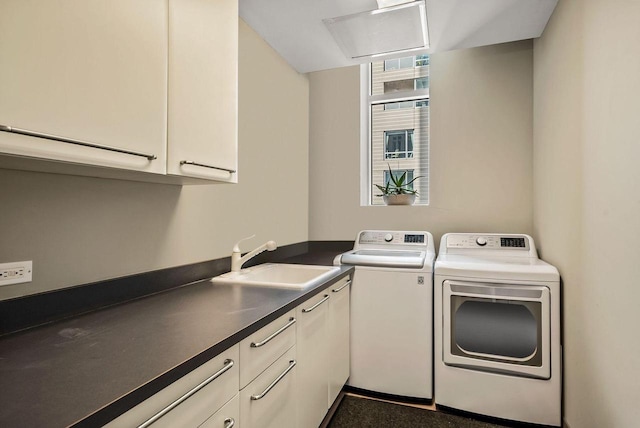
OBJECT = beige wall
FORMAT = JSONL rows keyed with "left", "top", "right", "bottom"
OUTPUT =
{"left": 309, "top": 41, "right": 534, "bottom": 248}
{"left": 0, "top": 20, "right": 309, "bottom": 300}
{"left": 534, "top": 1, "right": 640, "bottom": 427}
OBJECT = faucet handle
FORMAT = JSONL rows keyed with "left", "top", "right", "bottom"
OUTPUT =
{"left": 233, "top": 234, "right": 256, "bottom": 253}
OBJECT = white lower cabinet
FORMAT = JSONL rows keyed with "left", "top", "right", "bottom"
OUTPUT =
{"left": 328, "top": 277, "right": 351, "bottom": 406}
{"left": 296, "top": 275, "right": 351, "bottom": 428}
{"left": 240, "top": 346, "right": 298, "bottom": 428}
{"left": 296, "top": 292, "right": 330, "bottom": 428}
{"left": 105, "top": 345, "right": 239, "bottom": 427}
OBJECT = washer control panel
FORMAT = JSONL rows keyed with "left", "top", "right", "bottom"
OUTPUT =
{"left": 446, "top": 234, "right": 529, "bottom": 250}
{"left": 358, "top": 231, "right": 427, "bottom": 246}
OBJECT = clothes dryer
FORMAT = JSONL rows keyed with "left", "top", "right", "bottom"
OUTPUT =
{"left": 434, "top": 233, "right": 561, "bottom": 426}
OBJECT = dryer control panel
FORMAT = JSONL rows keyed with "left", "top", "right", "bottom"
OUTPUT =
{"left": 446, "top": 234, "right": 530, "bottom": 250}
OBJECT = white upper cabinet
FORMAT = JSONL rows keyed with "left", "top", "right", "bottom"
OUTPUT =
{"left": 0, "top": 0, "right": 168, "bottom": 174}
{"left": 0, "top": 0, "right": 239, "bottom": 184}
{"left": 168, "top": 0, "right": 238, "bottom": 183}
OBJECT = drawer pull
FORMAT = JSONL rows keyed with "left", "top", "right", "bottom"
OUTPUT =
{"left": 138, "top": 359, "right": 235, "bottom": 428}
{"left": 180, "top": 160, "right": 236, "bottom": 174}
{"left": 250, "top": 360, "right": 297, "bottom": 401}
{"left": 0, "top": 124, "right": 157, "bottom": 160}
{"left": 250, "top": 317, "right": 296, "bottom": 348}
{"left": 224, "top": 418, "right": 235, "bottom": 428}
{"left": 332, "top": 280, "right": 351, "bottom": 293}
{"left": 301, "top": 295, "right": 329, "bottom": 313}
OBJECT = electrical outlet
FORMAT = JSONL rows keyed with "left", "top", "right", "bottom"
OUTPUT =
{"left": 0, "top": 261, "right": 32, "bottom": 286}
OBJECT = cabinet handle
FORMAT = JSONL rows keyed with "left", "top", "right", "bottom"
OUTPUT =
{"left": 224, "top": 418, "right": 235, "bottom": 428}
{"left": 180, "top": 160, "right": 236, "bottom": 174}
{"left": 250, "top": 317, "right": 296, "bottom": 348}
{"left": 250, "top": 360, "right": 297, "bottom": 401}
{"left": 137, "top": 359, "right": 234, "bottom": 428}
{"left": 332, "top": 280, "right": 351, "bottom": 293}
{"left": 301, "top": 295, "right": 329, "bottom": 313}
{"left": 0, "top": 125, "right": 157, "bottom": 160}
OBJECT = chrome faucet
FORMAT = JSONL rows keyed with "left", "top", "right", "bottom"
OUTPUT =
{"left": 231, "top": 235, "right": 277, "bottom": 272}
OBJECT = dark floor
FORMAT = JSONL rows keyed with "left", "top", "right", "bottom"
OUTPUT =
{"left": 328, "top": 395, "right": 514, "bottom": 428}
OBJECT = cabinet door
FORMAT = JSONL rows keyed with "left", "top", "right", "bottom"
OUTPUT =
{"left": 240, "top": 346, "right": 297, "bottom": 428}
{"left": 296, "top": 292, "right": 329, "bottom": 428}
{"left": 0, "top": 0, "right": 167, "bottom": 173}
{"left": 328, "top": 277, "right": 351, "bottom": 407}
{"left": 167, "top": 0, "right": 238, "bottom": 182}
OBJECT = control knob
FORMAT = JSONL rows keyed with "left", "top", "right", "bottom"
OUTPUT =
{"left": 384, "top": 233, "right": 393, "bottom": 242}
{"left": 476, "top": 237, "right": 487, "bottom": 246}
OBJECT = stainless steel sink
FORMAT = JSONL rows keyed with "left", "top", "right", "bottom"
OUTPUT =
{"left": 211, "top": 263, "right": 340, "bottom": 289}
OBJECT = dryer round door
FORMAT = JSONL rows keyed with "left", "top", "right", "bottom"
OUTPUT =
{"left": 442, "top": 280, "right": 551, "bottom": 379}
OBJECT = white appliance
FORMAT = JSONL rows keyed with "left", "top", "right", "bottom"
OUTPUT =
{"left": 335, "top": 230, "right": 436, "bottom": 400}
{"left": 434, "top": 233, "right": 561, "bottom": 426}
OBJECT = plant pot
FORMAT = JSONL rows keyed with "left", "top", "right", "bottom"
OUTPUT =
{"left": 383, "top": 194, "right": 416, "bottom": 206}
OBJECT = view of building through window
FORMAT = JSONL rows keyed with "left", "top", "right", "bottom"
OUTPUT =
{"left": 367, "top": 55, "right": 429, "bottom": 205}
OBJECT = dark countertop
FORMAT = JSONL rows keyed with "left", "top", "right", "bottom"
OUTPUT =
{"left": 0, "top": 254, "right": 353, "bottom": 427}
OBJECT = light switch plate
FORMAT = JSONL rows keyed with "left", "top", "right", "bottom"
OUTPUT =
{"left": 0, "top": 261, "right": 33, "bottom": 286}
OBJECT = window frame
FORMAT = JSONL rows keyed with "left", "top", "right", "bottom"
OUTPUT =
{"left": 360, "top": 64, "right": 430, "bottom": 206}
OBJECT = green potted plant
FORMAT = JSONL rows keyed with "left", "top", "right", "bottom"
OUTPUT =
{"left": 374, "top": 165, "right": 421, "bottom": 205}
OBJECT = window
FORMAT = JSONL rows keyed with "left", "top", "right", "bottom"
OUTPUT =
{"left": 384, "top": 130, "right": 414, "bottom": 159}
{"left": 383, "top": 77, "right": 429, "bottom": 93}
{"left": 415, "top": 77, "right": 429, "bottom": 90}
{"left": 415, "top": 54, "right": 429, "bottom": 67}
{"left": 384, "top": 169, "right": 415, "bottom": 191}
{"left": 361, "top": 55, "right": 430, "bottom": 206}
{"left": 384, "top": 56, "right": 415, "bottom": 71}
{"left": 384, "top": 100, "right": 414, "bottom": 110}
{"left": 384, "top": 55, "right": 430, "bottom": 70}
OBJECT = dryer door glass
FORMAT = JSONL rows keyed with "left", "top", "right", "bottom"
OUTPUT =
{"left": 451, "top": 298, "right": 541, "bottom": 366}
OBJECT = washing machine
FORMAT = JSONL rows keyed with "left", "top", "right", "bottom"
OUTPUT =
{"left": 334, "top": 230, "right": 436, "bottom": 400}
{"left": 434, "top": 233, "right": 561, "bottom": 426}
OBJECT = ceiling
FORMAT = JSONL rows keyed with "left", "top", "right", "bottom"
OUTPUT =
{"left": 239, "top": 0, "right": 559, "bottom": 73}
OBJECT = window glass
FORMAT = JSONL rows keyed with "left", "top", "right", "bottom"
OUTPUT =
{"left": 384, "top": 55, "right": 424, "bottom": 71}
{"left": 384, "top": 130, "right": 414, "bottom": 159}
{"left": 415, "top": 77, "right": 429, "bottom": 90}
{"left": 384, "top": 169, "right": 415, "bottom": 191}
{"left": 384, "top": 101, "right": 414, "bottom": 110}
{"left": 384, "top": 79, "right": 414, "bottom": 93}
{"left": 383, "top": 58, "right": 399, "bottom": 71}
{"left": 399, "top": 56, "right": 414, "bottom": 69}
{"left": 415, "top": 54, "right": 429, "bottom": 66}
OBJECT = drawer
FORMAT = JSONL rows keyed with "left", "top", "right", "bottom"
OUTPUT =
{"left": 240, "top": 309, "right": 296, "bottom": 389}
{"left": 240, "top": 346, "right": 297, "bottom": 428}
{"left": 106, "top": 345, "right": 239, "bottom": 428}
{"left": 200, "top": 393, "right": 239, "bottom": 428}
